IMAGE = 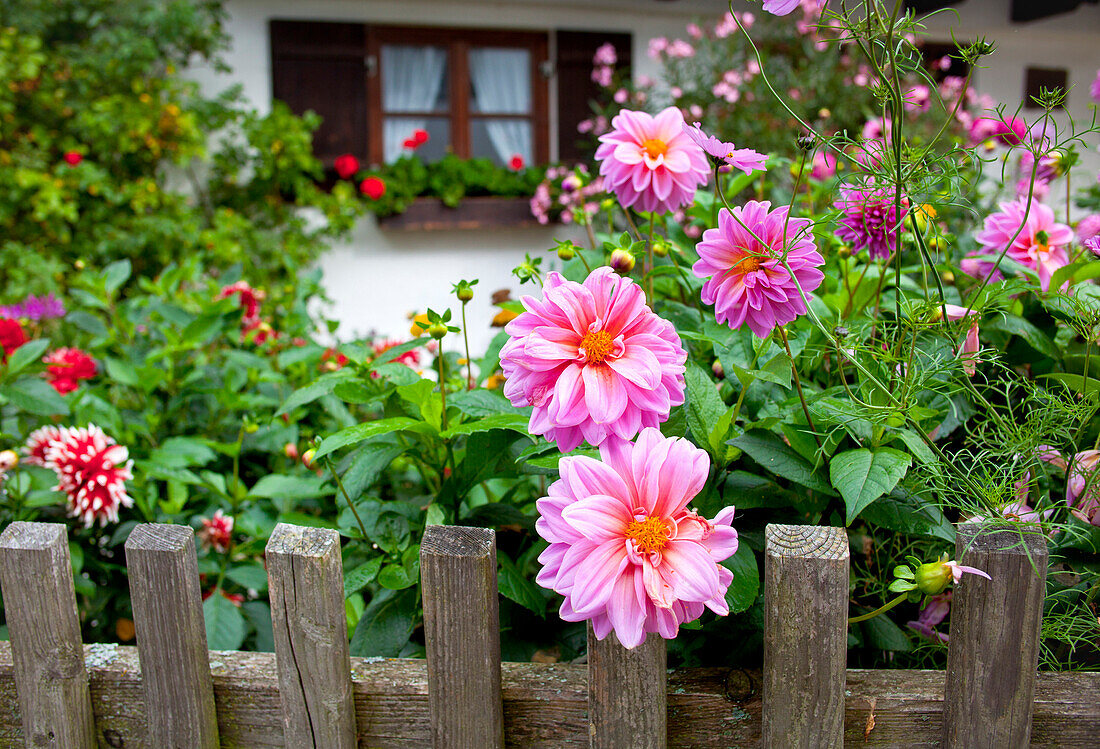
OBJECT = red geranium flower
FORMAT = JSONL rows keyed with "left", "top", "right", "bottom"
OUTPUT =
{"left": 218, "top": 281, "right": 264, "bottom": 320}
{"left": 334, "top": 153, "right": 360, "bottom": 179}
{"left": 413, "top": 129, "right": 429, "bottom": 145}
{"left": 0, "top": 318, "right": 26, "bottom": 361}
{"left": 509, "top": 154, "right": 525, "bottom": 171}
{"left": 360, "top": 176, "right": 386, "bottom": 200}
{"left": 43, "top": 348, "right": 98, "bottom": 394}
{"left": 63, "top": 151, "right": 83, "bottom": 167}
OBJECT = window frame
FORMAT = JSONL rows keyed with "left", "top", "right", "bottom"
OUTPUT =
{"left": 365, "top": 25, "right": 550, "bottom": 166}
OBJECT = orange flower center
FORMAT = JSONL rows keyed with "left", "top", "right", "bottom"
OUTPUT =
{"left": 626, "top": 515, "right": 670, "bottom": 555}
{"left": 642, "top": 138, "right": 668, "bottom": 159}
{"left": 580, "top": 329, "right": 615, "bottom": 364}
{"left": 737, "top": 254, "right": 763, "bottom": 273}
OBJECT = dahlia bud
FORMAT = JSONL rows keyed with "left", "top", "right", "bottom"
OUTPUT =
{"left": 301, "top": 448, "right": 316, "bottom": 469}
{"left": 556, "top": 243, "right": 576, "bottom": 261}
{"left": 457, "top": 287, "right": 473, "bottom": 302}
{"left": 797, "top": 134, "right": 815, "bottom": 152}
{"left": 652, "top": 238, "right": 669, "bottom": 258}
{"left": 914, "top": 560, "right": 953, "bottom": 596}
{"left": 609, "top": 249, "right": 635, "bottom": 274}
{"left": 837, "top": 246, "right": 851, "bottom": 259}
{"left": 0, "top": 450, "right": 17, "bottom": 471}
{"left": 941, "top": 271, "right": 955, "bottom": 284}
{"left": 711, "top": 360, "right": 725, "bottom": 379}
{"left": 427, "top": 322, "right": 448, "bottom": 340}
{"left": 284, "top": 443, "right": 299, "bottom": 460}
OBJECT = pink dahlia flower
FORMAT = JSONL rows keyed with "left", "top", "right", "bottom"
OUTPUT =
{"left": 809, "top": 150, "right": 838, "bottom": 180}
{"left": 1091, "top": 68, "right": 1100, "bottom": 103}
{"left": 693, "top": 201, "right": 825, "bottom": 338}
{"left": 834, "top": 181, "right": 909, "bottom": 260}
{"left": 1067, "top": 450, "right": 1100, "bottom": 525}
{"left": 499, "top": 268, "right": 687, "bottom": 452}
{"left": 763, "top": 0, "right": 802, "bottom": 15}
{"left": 971, "top": 200, "right": 1073, "bottom": 291}
{"left": 535, "top": 428, "right": 738, "bottom": 648}
{"left": 199, "top": 509, "right": 235, "bottom": 553}
{"left": 45, "top": 424, "right": 134, "bottom": 527}
{"left": 595, "top": 107, "right": 709, "bottom": 215}
{"left": 23, "top": 425, "right": 63, "bottom": 467}
{"left": 682, "top": 122, "right": 768, "bottom": 175}
{"left": 907, "top": 592, "right": 951, "bottom": 643}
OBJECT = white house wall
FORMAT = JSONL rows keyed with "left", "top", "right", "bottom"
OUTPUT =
{"left": 189, "top": 0, "right": 1100, "bottom": 351}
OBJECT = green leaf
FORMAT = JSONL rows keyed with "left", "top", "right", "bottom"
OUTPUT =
{"left": 497, "top": 555, "right": 546, "bottom": 614}
{"left": 985, "top": 315, "right": 1060, "bottom": 361}
{"left": 250, "top": 474, "right": 332, "bottom": 501}
{"left": 332, "top": 379, "right": 377, "bottom": 404}
{"left": 149, "top": 437, "right": 217, "bottom": 468}
{"left": 315, "top": 417, "right": 433, "bottom": 461}
{"left": 343, "top": 557, "right": 383, "bottom": 597}
{"left": 685, "top": 361, "right": 726, "bottom": 457}
{"left": 204, "top": 592, "right": 246, "bottom": 651}
{"left": 442, "top": 412, "right": 530, "bottom": 439}
{"left": 350, "top": 589, "right": 416, "bottom": 657}
{"left": 888, "top": 579, "right": 917, "bottom": 592}
{"left": 342, "top": 442, "right": 406, "bottom": 501}
{"left": 396, "top": 379, "right": 441, "bottom": 429}
{"left": 369, "top": 337, "right": 429, "bottom": 370}
{"left": 0, "top": 378, "right": 69, "bottom": 416}
{"left": 226, "top": 564, "right": 269, "bottom": 592}
{"left": 860, "top": 490, "right": 955, "bottom": 542}
{"left": 242, "top": 601, "right": 275, "bottom": 652}
{"left": 276, "top": 370, "right": 356, "bottom": 417}
{"left": 66, "top": 311, "right": 107, "bottom": 337}
{"left": 521, "top": 448, "right": 601, "bottom": 475}
{"left": 893, "top": 565, "right": 914, "bottom": 580}
{"left": 104, "top": 356, "right": 141, "bottom": 387}
{"left": 378, "top": 561, "right": 418, "bottom": 590}
{"left": 729, "top": 431, "right": 836, "bottom": 496}
{"left": 103, "top": 259, "right": 132, "bottom": 294}
{"left": 721, "top": 544, "right": 760, "bottom": 614}
{"left": 448, "top": 389, "right": 516, "bottom": 417}
{"left": 859, "top": 612, "right": 911, "bottom": 652}
{"left": 4, "top": 338, "right": 49, "bottom": 376}
{"left": 830, "top": 448, "right": 912, "bottom": 524}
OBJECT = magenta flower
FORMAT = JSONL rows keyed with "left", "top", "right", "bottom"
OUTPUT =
{"left": 1067, "top": 450, "right": 1100, "bottom": 526}
{"left": 971, "top": 200, "right": 1073, "bottom": 290}
{"left": 907, "top": 592, "right": 951, "bottom": 643}
{"left": 834, "top": 181, "right": 909, "bottom": 260}
{"left": 682, "top": 122, "right": 768, "bottom": 175}
{"left": 593, "top": 42, "right": 617, "bottom": 66}
{"left": 0, "top": 293, "right": 66, "bottom": 321}
{"left": 762, "top": 0, "right": 802, "bottom": 15}
{"left": 1085, "top": 236, "right": 1100, "bottom": 258}
{"left": 939, "top": 304, "right": 980, "bottom": 377}
{"left": 535, "top": 428, "right": 738, "bottom": 648}
{"left": 968, "top": 115, "right": 1028, "bottom": 146}
{"left": 1077, "top": 214, "right": 1100, "bottom": 244}
{"left": 1090, "top": 68, "right": 1100, "bottom": 103}
{"left": 694, "top": 201, "right": 824, "bottom": 339}
{"left": 595, "top": 107, "right": 709, "bottom": 215}
{"left": 499, "top": 268, "right": 687, "bottom": 452}
{"left": 809, "top": 150, "right": 837, "bottom": 180}
{"left": 943, "top": 560, "right": 992, "bottom": 584}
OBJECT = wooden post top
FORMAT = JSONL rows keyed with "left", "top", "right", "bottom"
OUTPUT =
{"left": 124, "top": 523, "right": 193, "bottom": 552}
{"left": 422, "top": 525, "right": 495, "bottom": 557}
{"left": 765, "top": 525, "right": 849, "bottom": 560}
{"left": 955, "top": 521, "right": 1049, "bottom": 556}
{"left": 0, "top": 521, "right": 66, "bottom": 550}
{"left": 267, "top": 523, "right": 338, "bottom": 558}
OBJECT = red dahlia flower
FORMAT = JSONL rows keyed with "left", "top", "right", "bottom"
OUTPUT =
{"left": 63, "top": 151, "right": 83, "bottom": 167}
{"left": 198, "top": 509, "right": 234, "bottom": 553}
{"left": 333, "top": 153, "right": 360, "bottom": 179}
{"left": 0, "top": 317, "right": 26, "bottom": 361}
{"left": 44, "top": 424, "right": 134, "bottom": 527}
{"left": 23, "top": 425, "right": 63, "bottom": 467}
{"left": 360, "top": 177, "right": 386, "bottom": 200}
{"left": 43, "top": 348, "right": 98, "bottom": 394}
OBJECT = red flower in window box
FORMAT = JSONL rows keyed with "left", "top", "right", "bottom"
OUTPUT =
{"left": 413, "top": 129, "right": 429, "bottom": 145}
{"left": 63, "top": 151, "right": 83, "bottom": 167}
{"left": 509, "top": 154, "right": 525, "bottom": 171}
{"left": 0, "top": 317, "right": 26, "bottom": 361}
{"left": 334, "top": 153, "right": 360, "bottom": 179}
{"left": 360, "top": 176, "right": 386, "bottom": 200}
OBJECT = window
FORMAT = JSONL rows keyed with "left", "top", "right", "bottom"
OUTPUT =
{"left": 1023, "top": 67, "right": 1068, "bottom": 109}
{"left": 270, "top": 21, "right": 629, "bottom": 171}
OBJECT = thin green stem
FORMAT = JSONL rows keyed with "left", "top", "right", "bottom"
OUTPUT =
{"left": 460, "top": 303, "right": 474, "bottom": 390}
{"left": 778, "top": 326, "right": 821, "bottom": 448}
{"left": 849, "top": 592, "right": 909, "bottom": 624}
{"left": 329, "top": 459, "right": 370, "bottom": 540}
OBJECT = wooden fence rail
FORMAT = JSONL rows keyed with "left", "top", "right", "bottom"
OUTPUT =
{"left": 0, "top": 519, "right": 1095, "bottom": 748}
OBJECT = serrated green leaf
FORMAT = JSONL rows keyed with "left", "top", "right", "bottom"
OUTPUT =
{"left": 350, "top": 589, "right": 415, "bottom": 657}
{"left": 442, "top": 412, "right": 529, "bottom": 439}
{"left": 226, "top": 564, "right": 269, "bottom": 592}
{"left": 276, "top": 370, "right": 356, "bottom": 417}
{"left": 315, "top": 418, "right": 433, "bottom": 461}
{"left": 685, "top": 361, "right": 726, "bottom": 457}
{"left": 721, "top": 544, "right": 759, "bottom": 614}
{"left": 250, "top": 474, "right": 332, "bottom": 501}
{"left": 497, "top": 554, "right": 546, "bottom": 614}
{"left": 830, "top": 448, "right": 912, "bottom": 524}
{"left": 985, "top": 314, "right": 1060, "bottom": 361}
{"left": 0, "top": 377, "right": 69, "bottom": 416}
{"left": 4, "top": 338, "right": 49, "bottom": 376}
{"left": 729, "top": 430, "right": 836, "bottom": 496}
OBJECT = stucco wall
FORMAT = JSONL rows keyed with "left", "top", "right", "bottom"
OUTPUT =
{"left": 189, "top": 0, "right": 1100, "bottom": 350}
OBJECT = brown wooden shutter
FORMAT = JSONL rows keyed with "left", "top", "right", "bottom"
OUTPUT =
{"left": 555, "top": 30, "right": 632, "bottom": 163}
{"left": 270, "top": 20, "right": 368, "bottom": 167}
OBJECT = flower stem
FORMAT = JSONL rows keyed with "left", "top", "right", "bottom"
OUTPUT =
{"left": 848, "top": 592, "right": 909, "bottom": 624}
{"left": 778, "top": 326, "right": 821, "bottom": 449}
{"left": 437, "top": 347, "right": 449, "bottom": 432}
{"left": 329, "top": 458, "right": 370, "bottom": 540}
{"left": 647, "top": 212, "right": 656, "bottom": 299}
{"left": 460, "top": 303, "right": 474, "bottom": 390}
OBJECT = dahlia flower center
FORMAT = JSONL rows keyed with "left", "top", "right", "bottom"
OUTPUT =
{"left": 580, "top": 329, "right": 615, "bottom": 364}
{"left": 736, "top": 254, "right": 764, "bottom": 273}
{"left": 625, "top": 515, "right": 670, "bottom": 555}
{"left": 641, "top": 138, "right": 668, "bottom": 159}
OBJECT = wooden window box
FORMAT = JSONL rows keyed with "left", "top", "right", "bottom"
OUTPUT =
{"left": 376, "top": 196, "right": 538, "bottom": 231}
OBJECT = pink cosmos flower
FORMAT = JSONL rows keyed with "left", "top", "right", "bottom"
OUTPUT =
{"left": 682, "top": 122, "right": 768, "bottom": 175}
{"left": 535, "top": 428, "right": 738, "bottom": 648}
{"left": 809, "top": 150, "right": 838, "bottom": 180}
{"left": 593, "top": 43, "right": 617, "bottom": 66}
{"left": 499, "top": 268, "right": 688, "bottom": 452}
{"left": 969, "top": 115, "right": 1028, "bottom": 146}
{"left": 939, "top": 304, "right": 980, "bottom": 377}
{"left": 199, "top": 509, "right": 234, "bottom": 553}
{"left": 971, "top": 200, "right": 1073, "bottom": 290}
{"left": 1076, "top": 214, "right": 1100, "bottom": 244}
{"left": 763, "top": 0, "right": 803, "bottom": 15}
{"left": 1085, "top": 236, "right": 1100, "bottom": 258}
{"left": 943, "top": 560, "right": 992, "bottom": 584}
{"left": 1092, "top": 69, "right": 1100, "bottom": 103}
{"left": 44, "top": 424, "right": 134, "bottom": 527}
{"left": 834, "top": 181, "right": 909, "bottom": 260}
{"left": 693, "top": 201, "right": 825, "bottom": 339}
{"left": 595, "top": 107, "right": 709, "bottom": 215}
{"left": 1067, "top": 450, "right": 1100, "bottom": 525}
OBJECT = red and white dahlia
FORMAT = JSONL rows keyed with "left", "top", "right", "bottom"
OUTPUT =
{"left": 45, "top": 425, "right": 134, "bottom": 527}
{"left": 23, "top": 425, "right": 63, "bottom": 467}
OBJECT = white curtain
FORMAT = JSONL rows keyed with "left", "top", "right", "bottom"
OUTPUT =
{"left": 382, "top": 45, "right": 447, "bottom": 162}
{"left": 468, "top": 48, "right": 533, "bottom": 164}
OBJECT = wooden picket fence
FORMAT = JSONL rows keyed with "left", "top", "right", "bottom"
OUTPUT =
{"left": 0, "top": 519, "right": 1096, "bottom": 748}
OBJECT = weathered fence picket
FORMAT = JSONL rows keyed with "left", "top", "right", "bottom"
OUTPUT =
{"left": 125, "top": 523, "right": 219, "bottom": 748}
{"left": 0, "top": 519, "right": 1094, "bottom": 748}
{"left": 420, "top": 525, "right": 504, "bottom": 748}
{"left": 762, "top": 524, "right": 850, "bottom": 749}
{"left": 943, "top": 522, "right": 1049, "bottom": 748}
{"left": 266, "top": 523, "right": 357, "bottom": 747}
{"left": 0, "top": 522, "right": 95, "bottom": 748}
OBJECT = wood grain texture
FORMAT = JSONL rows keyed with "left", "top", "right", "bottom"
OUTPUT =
{"left": 588, "top": 623, "right": 667, "bottom": 749}
{"left": 124, "top": 523, "right": 219, "bottom": 748}
{"left": 943, "top": 521, "right": 1049, "bottom": 748}
{"left": 0, "top": 522, "right": 95, "bottom": 748}
{"left": 266, "top": 523, "right": 357, "bottom": 748}
{"left": 763, "top": 524, "right": 849, "bottom": 749}
{"left": 0, "top": 644, "right": 1094, "bottom": 747}
{"left": 419, "top": 525, "right": 503, "bottom": 748}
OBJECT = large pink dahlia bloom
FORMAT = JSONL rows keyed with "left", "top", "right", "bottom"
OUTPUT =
{"left": 596, "top": 107, "right": 709, "bottom": 215}
{"left": 693, "top": 201, "right": 825, "bottom": 338}
{"left": 535, "top": 428, "right": 738, "bottom": 648}
{"left": 500, "top": 268, "right": 687, "bottom": 452}
{"left": 971, "top": 199, "right": 1073, "bottom": 290}
{"left": 834, "top": 181, "right": 909, "bottom": 260}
